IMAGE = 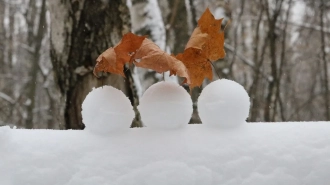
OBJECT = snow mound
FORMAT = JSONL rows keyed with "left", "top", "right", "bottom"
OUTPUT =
{"left": 2, "top": 123, "right": 330, "bottom": 185}
{"left": 138, "top": 81, "right": 193, "bottom": 129}
{"left": 198, "top": 79, "right": 250, "bottom": 128}
{"left": 0, "top": 126, "right": 10, "bottom": 147}
{"left": 81, "top": 86, "right": 135, "bottom": 133}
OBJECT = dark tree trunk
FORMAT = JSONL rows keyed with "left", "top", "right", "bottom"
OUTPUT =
{"left": 166, "top": 0, "right": 190, "bottom": 55}
{"left": 49, "top": 0, "right": 131, "bottom": 129}
{"left": 249, "top": 0, "right": 265, "bottom": 122}
{"left": 0, "top": 0, "right": 4, "bottom": 71}
{"left": 263, "top": 0, "right": 283, "bottom": 122}
{"left": 25, "top": 0, "right": 47, "bottom": 129}
{"left": 7, "top": 4, "right": 14, "bottom": 69}
{"left": 319, "top": 0, "right": 330, "bottom": 120}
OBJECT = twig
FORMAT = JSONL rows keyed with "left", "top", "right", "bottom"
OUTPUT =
{"left": 224, "top": 43, "right": 271, "bottom": 81}
{"left": 0, "top": 92, "right": 15, "bottom": 104}
{"left": 208, "top": 60, "right": 221, "bottom": 79}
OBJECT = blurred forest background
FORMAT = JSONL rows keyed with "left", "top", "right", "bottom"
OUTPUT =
{"left": 0, "top": 0, "right": 329, "bottom": 129}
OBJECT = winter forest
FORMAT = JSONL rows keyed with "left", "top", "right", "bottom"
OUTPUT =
{"left": 0, "top": 0, "right": 329, "bottom": 129}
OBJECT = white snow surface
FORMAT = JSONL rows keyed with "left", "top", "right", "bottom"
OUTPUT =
{"left": 1, "top": 122, "right": 330, "bottom": 185}
{"left": 81, "top": 86, "right": 135, "bottom": 133}
{"left": 198, "top": 79, "right": 250, "bottom": 128}
{"left": 138, "top": 81, "right": 193, "bottom": 129}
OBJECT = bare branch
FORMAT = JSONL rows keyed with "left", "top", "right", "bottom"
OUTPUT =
{"left": 0, "top": 92, "right": 15, "bottom": 104}
{"left": 225, "top": 43, "right": 270, "bottom": 81}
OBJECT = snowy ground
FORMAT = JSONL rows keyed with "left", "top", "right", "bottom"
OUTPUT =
{"left": 1, "top": 122, "right": 330, "bottom": 185}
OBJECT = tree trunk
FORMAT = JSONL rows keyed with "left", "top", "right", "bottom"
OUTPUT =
{"left": 319, "top": 0, "right": 330, "bottom": 120}
{"left": 0, "top": 0, "right": 6, "bottom": 123}
{"left": 129, "top": 0, "right": 167, "bottom": 94}
{"left": 249, "top": 0, "right": 265, "bottom": 122}
{"left": 49, "top": 0, "right": 131, "bottom": 129}
{"left": 7, "top": 4, "right": 14, "bottom": 69}
{"left": 263, "top": 0, "right": 283, "bottom": 122}
{"left": 166, "top": 0, "right": 190, "bottom": 55}
{"left": 274, "top": 0, "right": 292, "bottom": 121}
{"left": 25, "top": 0, "right": 47, "bottom": 129}
{"left": 0, "top": 0, "right": 4, "bottom": 72}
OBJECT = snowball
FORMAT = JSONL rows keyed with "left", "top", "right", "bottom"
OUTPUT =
{"left": 138, "top": 82, "right": 193, "bottom": 129}
{"left": 198, "top": 79, "right": 250, "bottom": 128}
{"left": 81, "top": 86, "right": 135, "bottom": 133}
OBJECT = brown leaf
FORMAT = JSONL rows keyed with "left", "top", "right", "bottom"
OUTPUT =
{"left": 197, "top": 7, "right": 226, "bottom": 61}
{"left": 176, "top": 47, "right": 212, "bottom": 89}
{"left": 93, "top": 8, "right": 225, "bottom": 90}
{"left": 133, "top": 39, "right": 170, "bottom": 73}
{"left": 177, "top": 8, "right": 225, "bottom": 88}
{"left": 93, "top": 47, "right": 125, "bottom": 77}
{"left": 185, "top": 27, "right": 209, "bottom": 50}
{"left": 198, "top": 8, "right": 223, "bottom": 34}
{"left": 93, "top": 32, "right": 146, "bottom": 77}
{"left": 114, "top": 32, "right": 146, "bottom": 64}
{"left": 134, "top": 39, "right": 190, "bottom": 83}
{"left": 202, "top": 30, "right": 225, "bottom": 61}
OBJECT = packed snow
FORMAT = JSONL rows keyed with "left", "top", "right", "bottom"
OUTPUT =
{"left": 2, "top": 79, "right": 330, "bottom": 185}
{"left": 81, "top": 86, "right": 135, "bottom": 133}
{"left": 1, "top": 123, "right": 330, "bottom": 185}
{"left": 198, "top": 79, "right": 250, "bottom": 128}
{"left": 138, "top": 81, "right": 192, "bottom": 129}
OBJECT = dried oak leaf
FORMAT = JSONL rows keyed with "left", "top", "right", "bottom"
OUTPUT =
{"left": 114, "top": 33, "right": 147, "bottom": 64}
{"left": 198, "top": 8, "right": 222, "bottom": 34}
{"left": 177, "top": 8, "right": 226, "bottom": 88}
{"left": 93, "top": 47, "right": 125, "bottom": 76}
{"left": 93, "top": 32, "right": 146, "bottom": 77}
{"left": 185, "top": 27, "right": 209, "bottom": 50}
{"left": 176, "top": 47, "right": 212, "bottom": 89}
{"left": 185, "top": 8, "right": 225, "bottom": 61}
{"left": 133, "top": 39, "right": 190, "bottom": 84}
{"left": 197, "top": 8, "right": 225, "bottom": 61}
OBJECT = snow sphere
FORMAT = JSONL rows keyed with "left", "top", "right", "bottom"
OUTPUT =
{"left": 81, "top": 86, "right": 135, "bottom": 133}
{"left": 138, "top": 82, "right": 193, "bottom": 129}
{"left": 198, "top": 79, "right": 250, "bottom": 128}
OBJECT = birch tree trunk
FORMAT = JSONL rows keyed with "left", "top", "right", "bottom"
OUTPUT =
{"left": 0, "top": 0, "right": 4, "bottom": 72}
{"left": 128, "top": 0, "right": 167, "bottom": 94}
{"left": 49, "top": 0, "right": 131, "bottom": 129}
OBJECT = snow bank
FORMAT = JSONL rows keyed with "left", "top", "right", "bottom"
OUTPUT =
{"left": 1, "top": 122, "right": 330, "bottom": 185}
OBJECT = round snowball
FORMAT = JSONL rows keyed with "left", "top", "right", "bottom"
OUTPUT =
{"left": 82, "top": 86, "right": 135, "bottom": 133}
{"left": 138, "top": 82, "right": 193, "bottom": 129}
{"left": 198, "top": 79, "right": 250, "bottom": 128}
